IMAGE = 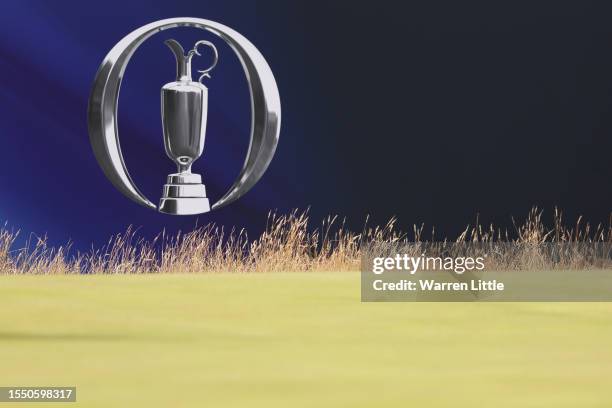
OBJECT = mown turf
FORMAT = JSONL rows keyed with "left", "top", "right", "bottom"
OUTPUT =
{"left": 0, "top": 273, "right": 611, "bottom": 407}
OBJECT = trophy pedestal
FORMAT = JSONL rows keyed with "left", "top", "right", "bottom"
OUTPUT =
{"left": 158, "top": 172, "right": 210, "bottom": 215}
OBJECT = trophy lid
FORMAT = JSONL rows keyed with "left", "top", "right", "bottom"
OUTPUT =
{"left": 165, "top": 39, "right": 218, "bottom": 83}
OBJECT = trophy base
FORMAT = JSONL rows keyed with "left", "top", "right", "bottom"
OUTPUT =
{"left": 159, "top": 197, "right": 210, "bottom": 215}
{"left": 158, "top": 172, "right": 210, "bottom": 215}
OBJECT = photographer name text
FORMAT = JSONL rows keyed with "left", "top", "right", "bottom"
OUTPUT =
{"left": 373, "top": 279, "right": 504, "bottom": 292}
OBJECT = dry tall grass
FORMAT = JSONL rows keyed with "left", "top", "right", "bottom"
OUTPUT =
{"left": 0, "top": 208, "right": 609, "bottom": 274}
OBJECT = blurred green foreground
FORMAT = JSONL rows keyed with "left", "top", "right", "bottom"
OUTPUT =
{"left": 0, "top": 273, "right": 611, "bottom": 407}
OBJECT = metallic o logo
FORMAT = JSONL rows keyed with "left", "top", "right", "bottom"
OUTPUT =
{"left": 88, "top": 18, "right": 281, "bottom": 215}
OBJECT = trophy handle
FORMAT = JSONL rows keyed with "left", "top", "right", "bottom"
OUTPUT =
{"left": 190, "top": 40, "right": 219, "bottom": 83}
{"left": 88, "top": 18, "right": 281, "bottom": 213}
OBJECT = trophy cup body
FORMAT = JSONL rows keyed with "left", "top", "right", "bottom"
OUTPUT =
{"left": 158, "top": 39, "right": 218, "bottom": 215}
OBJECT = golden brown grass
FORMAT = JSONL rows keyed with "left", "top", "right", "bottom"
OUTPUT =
{"left": 0, "top": 207, "right": 609, "bottom": 274}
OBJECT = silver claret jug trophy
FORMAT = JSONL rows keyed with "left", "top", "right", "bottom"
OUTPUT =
{"left": 158, "top": 39, "right": 219, "bottom": 215}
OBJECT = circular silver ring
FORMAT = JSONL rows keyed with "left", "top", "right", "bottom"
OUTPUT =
{"left": 87, "top": 18, "right": 281, "bottom": 211}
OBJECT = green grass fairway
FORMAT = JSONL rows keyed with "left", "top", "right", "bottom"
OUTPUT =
{"left": 1, "top": 273, "right": 612, "bottom": 407}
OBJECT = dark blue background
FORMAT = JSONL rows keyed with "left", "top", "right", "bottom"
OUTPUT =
{"left": 0, "top": 0, "right": 610, "bottom": 250}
